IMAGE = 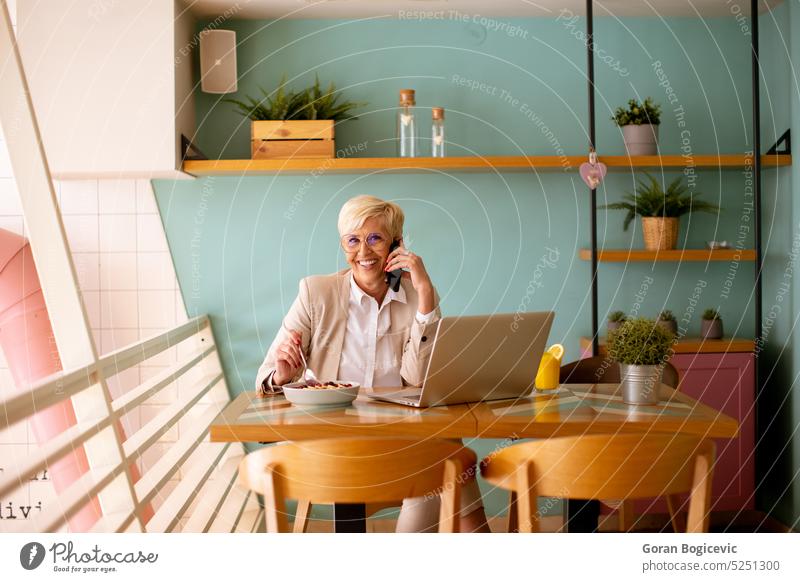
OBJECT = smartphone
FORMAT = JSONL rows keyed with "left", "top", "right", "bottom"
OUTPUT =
{"left": 386, "top": 239, "right": 403, "bottom": 292}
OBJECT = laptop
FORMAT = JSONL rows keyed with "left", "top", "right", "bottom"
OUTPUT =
{"left": 366, "top": 311, "right": 554, "bottom": 407}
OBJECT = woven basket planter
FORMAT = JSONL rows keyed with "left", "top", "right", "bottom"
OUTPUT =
{"left": 641, "top": 217, "right": 678, "bottom": 251}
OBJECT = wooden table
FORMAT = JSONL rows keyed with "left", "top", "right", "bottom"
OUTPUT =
{"left": 211, "top": 388, "right": 476, "bottom": 443}
{"left": 469, "top": 383, "right": 739, "bottom": 439}
{"left": 211, "top": 384, "right": 738, "bottom": 532}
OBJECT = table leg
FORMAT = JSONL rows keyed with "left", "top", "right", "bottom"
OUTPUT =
{"left": 563, "top": 499, "right": 600, "bottom": 532}
{"left": 333, "top": 503, "right": 367, "bottom": 533}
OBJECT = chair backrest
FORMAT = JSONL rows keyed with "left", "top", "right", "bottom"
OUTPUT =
{"left": 238, "top": 438, "right": 476, "bottom": 533}
{"left": 481, "top": 433, "right": 715, "bottom": 533}
{"left": 560, "top": 356, "right": 680, "bottom": 388}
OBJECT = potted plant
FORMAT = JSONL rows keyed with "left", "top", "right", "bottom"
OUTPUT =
{"left": 607, "top": 310, "right": 626, "bottom": 333}
{"left": 601, "top": 173, "right": 719, "bottom": 251}
{"left": 701, "top": 308, "right": 723, "bottom": 339}
{"left": 657, "top": 309, "right": 677, "bottom": 335}
{"left": 611, "top": 97, "right": 662, "bottom": 155}
{"left": 226, "top": 75, "right": 365, "bottom": 160}
{"left": 607, "top": 317, "right": 674, "bottom": 405}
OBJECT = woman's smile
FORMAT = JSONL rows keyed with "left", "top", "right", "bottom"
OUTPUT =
{"left": 357, "top": 257, "right": 379, "bottom": 270}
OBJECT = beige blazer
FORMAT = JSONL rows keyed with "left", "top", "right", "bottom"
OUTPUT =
{"left": 255, "top": 269, "right": 441, "bottom": 394}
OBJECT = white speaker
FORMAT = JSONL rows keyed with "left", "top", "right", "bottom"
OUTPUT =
{"left": 199, "top": 29, "right": 238, "bottom": 94}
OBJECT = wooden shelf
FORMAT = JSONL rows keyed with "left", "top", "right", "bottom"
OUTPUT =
{"left": 581, "top": 336, "right": 755, "bottom": 354}
{"left": 579, "top": 248, "right": 756, "bottom": 262}
{"left": 183, "top": 154, "right": 791, "bottom": 176}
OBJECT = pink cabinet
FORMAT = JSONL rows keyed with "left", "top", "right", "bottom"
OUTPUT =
{"left": 669, "top": 352, "right": 755, "bottom": 511}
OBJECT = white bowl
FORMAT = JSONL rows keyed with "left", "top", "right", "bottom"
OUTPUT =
{"left": 282, "top": 381, "right": 360, "bottom": 407}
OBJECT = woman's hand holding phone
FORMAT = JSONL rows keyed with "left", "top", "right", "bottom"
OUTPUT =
{"left": 384, "top": 241, "right": 436, "bottom": 314}
{"left": 385, "top": 240, "right": 404, "bottom": 292}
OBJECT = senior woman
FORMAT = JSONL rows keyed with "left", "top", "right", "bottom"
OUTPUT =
{"left": 255, "top": 195, "right": 489, "bottom": 533}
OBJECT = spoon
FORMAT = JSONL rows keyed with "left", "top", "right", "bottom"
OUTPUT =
{"left": 282, "top": 324, "right": 319, "bottom": 385}
{"left": 296, "top": 340, "right": 319, "bottom": 386}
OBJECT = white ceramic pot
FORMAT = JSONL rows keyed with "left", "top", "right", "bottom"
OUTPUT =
{"left": 657, "top": 320, "right": 678, "bottom": 335}
{"left": 622, "top": 124, "right": 659, "bottom": 156}
{"left": 701, "top": 319, "right": 723, "bottom": 340}
{"left": 607, "top": 320, "right": 624, "bottom": 333}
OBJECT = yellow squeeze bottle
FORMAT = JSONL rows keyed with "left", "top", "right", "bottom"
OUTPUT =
{"left": 535, "top": 344, "right": 564, "bottom": 390}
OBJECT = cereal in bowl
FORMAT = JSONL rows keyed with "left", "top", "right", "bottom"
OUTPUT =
{"left": 300, "top": 381, "right": 354, "bottom": 390}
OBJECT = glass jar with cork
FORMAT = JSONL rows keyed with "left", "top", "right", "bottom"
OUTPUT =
{"left": 396, "top": 89, "right": 418, "bottom": 157}
{"left": 431, "top": 107, "right": 445, "bottom": 157}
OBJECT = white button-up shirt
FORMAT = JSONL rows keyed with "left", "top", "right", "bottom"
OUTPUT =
{"left": 339, "top": 272, "right": 437, "bottom": 387}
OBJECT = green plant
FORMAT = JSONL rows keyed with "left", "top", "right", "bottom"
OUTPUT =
{"left": 702, "top": 308, "right": 721, "bottom": 321}
{"left": 600, "top": 172, "right": 719, "bottom": 231}
{"left": 226, "top": 75, "right": 366, "bottom": 121}
{"left": 608, "top": 310, "right": 626, "bottom": 323}
{"left": 607, "top": 317, "right": 674, "bottom": 365}
{"left": 658, "top": 309, "right": 676, "bottom": 322}
{"left": 611, "top": 97, "right": 662, "bottom": 126}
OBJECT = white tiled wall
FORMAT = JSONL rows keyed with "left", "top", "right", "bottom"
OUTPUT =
{"left": 0, "top": 171, "right": 190, "bottom": 530}
{"left": 0, "top": 3, "right": 191, "bottom": 529}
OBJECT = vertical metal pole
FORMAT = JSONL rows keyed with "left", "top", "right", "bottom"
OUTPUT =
{"left": 333, "top": 503, "right": 367, "bottom": 533}
{"left": 563, "top": 0, "right": 601, "bottom": 534}
{"left": 588, "top": 0, "right": 599, "bottom": 356}
{"left": 751, "top": 0, "right": 762, "bottom": 396}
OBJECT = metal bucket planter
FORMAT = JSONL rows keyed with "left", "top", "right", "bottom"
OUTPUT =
{"left": 622, "top": 124, "right": 659, "bottom": 156}
{"left": 619, "top": 363, "right": 662, "bottom": 405}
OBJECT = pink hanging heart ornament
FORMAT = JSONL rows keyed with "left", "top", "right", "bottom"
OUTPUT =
{"left": 579, "top": 150, "right": 607, "bottom": 190}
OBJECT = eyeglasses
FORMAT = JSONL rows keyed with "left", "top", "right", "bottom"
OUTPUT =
{"left": 340, "top": 232, "right": 390, "bottom": 252}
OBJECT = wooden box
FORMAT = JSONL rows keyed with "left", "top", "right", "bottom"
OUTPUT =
{"left": 250, "top": 120, "right": 334, "bottom": 159}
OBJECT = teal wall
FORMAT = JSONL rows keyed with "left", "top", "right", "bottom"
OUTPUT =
{"left": 152, "top": 13, "right": 799, "bottom": 522}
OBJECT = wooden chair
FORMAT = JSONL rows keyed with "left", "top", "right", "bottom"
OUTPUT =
{"left": 559, "top": 356, "right": 682, "bottom": 531}
{"left": 481, "top": 433, "right": 715, "bottom": 533}
{"left": 238, "top": 438, "right": 476, "bottom": 533}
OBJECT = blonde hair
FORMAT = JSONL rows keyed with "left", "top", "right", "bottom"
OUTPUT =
{"left": 337, "top": 195, "right": 404, "bottom": 240}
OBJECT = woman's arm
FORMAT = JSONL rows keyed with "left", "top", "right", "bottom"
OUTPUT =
{"left": 385, "top": 245, "right": 443, "bottom": 386}
{"left": 255, "top": 278, "right": 313, "bottom": 394}
{"left": 400, "top": 288, "right": 442, "bottom": 387}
